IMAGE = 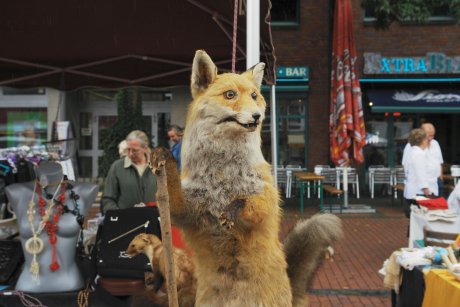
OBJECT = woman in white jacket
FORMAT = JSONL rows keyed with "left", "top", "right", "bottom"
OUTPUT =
{"left": 404, "top": 128, "right": 437, "bottom": 198}
{"left": 404, "top": 128, "right": 436, "bottom": 217}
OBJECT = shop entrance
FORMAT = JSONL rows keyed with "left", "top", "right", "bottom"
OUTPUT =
{"left": 364, "top": 112, "right": 460, "bottom": 168}
{"left": 77, "top": 100, "right": 170, "bottom": 179}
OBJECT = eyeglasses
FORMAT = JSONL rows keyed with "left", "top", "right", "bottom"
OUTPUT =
{"left": 127, "top": 147, "right": 142, "bottom": 154}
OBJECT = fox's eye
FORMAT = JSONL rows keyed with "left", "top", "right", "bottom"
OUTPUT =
{"left": 251, "top": 92, "right": 257, "bottom": 100}
{"left": 223, "top": 90, "right": 237, "bottom": 100}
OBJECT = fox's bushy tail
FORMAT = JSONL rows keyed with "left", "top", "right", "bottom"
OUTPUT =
{"left": 283, "top": 213, "right": 343, "bottom": 307}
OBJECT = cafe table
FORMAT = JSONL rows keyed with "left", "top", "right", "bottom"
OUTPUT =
{"left": 293, "top": 172, "right": 325, "bottom": 214}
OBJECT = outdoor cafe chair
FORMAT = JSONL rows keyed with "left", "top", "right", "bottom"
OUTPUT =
{"left": 311, "top": 165, "right": 331, "bottom": 198}
{"left": 369, "top": 166, "right": 393, "bottom": 199}
{"left": 276, "top": 166, "right": 288, "bottom": 197}
{"left": 392, "top": 166, "right": 405, "bottom": 199}
{"left": 285, "top": 164, "right": 305, "bottom": 198}
{"left": 318, "top": 168, "right": 339, "bottom": 199}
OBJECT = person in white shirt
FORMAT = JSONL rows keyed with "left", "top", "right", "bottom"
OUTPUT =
{"left": 401, "top": 122, "right": 443, "bottom": 194}
{"left": 404, "top": 128, "right": 434, "bottom": 217}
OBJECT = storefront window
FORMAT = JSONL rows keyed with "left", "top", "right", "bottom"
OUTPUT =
{"left": 278, "top": 98, "right": 306, "bottom": 166}
{"left": 262, "top": 91, "right": 308, "bottom": 167}
{"left": 271, "top": 0, "right": 300, "bottom": 26}
{"left": 0, "top": 108, "right": 47, "bottom": 149}
{"left": 363, "top": 109, "right": 414, "bottom": 168}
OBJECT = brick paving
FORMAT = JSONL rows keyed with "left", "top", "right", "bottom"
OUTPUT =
{"left": 281, "top": 195, "right": 409, "bottom": 306}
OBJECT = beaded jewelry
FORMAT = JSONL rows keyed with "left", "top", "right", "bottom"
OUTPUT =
{"left": 25, "top": 175, "right": 83, "bottom": 281}
{"left": 25, "top": 179, "right": 62, "bottom": 282}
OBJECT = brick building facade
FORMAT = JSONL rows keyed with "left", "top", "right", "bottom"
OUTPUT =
{"left": 271, "top": 0, "right": 460, "bottom": 170}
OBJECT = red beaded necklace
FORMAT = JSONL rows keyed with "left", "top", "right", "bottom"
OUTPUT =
{"left": 36, "top": 179, "right": 66, "bottom": 271}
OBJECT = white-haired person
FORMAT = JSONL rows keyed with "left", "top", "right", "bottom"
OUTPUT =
{"left": 402, "top": 122, "right": 444, "bottom": 195}
{"left": 101, "top": 130, "right": 157, "bottom": 214}
{"left": 118, "top": 140, "right": 128, "bottom": 157}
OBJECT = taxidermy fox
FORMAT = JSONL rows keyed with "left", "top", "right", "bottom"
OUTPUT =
{"left": 150, "top": 50, "right": 343, "bottom": 307}
{"left": 126, "top": 233, "right": 196, "bottom": 307}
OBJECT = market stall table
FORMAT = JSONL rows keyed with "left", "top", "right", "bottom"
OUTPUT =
{"left": 293, "top": 172, "right": 325, "bottom": 214}
{"left": 422, "top": 269, "right": 460, "bottom": 307}
{"left": 408, "top": 209, "right": 460, "bottom": 248}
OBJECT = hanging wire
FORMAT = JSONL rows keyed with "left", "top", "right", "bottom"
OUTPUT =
{"left": 231, "top": 0, "right": 239, "bottom": 72}
{"left": 1, "top": 291, "right": 47, "bottom": 307}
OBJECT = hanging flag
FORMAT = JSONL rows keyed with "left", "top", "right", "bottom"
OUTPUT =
{"left": 329, "top": 0, "right": 366, "bottom": 166}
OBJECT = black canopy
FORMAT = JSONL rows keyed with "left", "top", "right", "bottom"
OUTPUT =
{"left": 0, "top": 0, "right": 275, "bottom": 90}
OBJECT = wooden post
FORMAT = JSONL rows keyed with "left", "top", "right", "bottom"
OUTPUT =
{"left": 154, "top": 162, "right": 179, "bottom": 307}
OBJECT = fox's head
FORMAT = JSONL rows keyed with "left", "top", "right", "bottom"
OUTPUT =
{"left": 187, "top": 50, "right": 266, "bottom": 136}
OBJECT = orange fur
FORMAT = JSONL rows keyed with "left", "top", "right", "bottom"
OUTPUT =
{"left": 150, "top": 50, "right": 343, "bottom": 307}
{"left": 126, "top": 233, "right": 196, "bottom": 307}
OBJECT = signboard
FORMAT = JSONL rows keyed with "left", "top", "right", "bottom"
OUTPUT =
{"left": 364, "top": 52, "right": 460, "bottom": 74}
{"left": 81, "top": 128, "right": 92, "bottom": 136}
{"left": 366, "top": 89, "right": 460, "bottom": 112}
{"left": 276, "top": 66, "right": 309, "bottom": 80}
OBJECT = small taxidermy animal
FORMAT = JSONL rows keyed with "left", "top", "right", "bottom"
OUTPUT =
{"left": 149, "top": 50, "right": 343, "bottom": 307}
{"left": 126, "top": 233, "right": 196, "bottom": 307}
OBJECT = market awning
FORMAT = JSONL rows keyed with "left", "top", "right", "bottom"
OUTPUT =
{"left": 366, "top": 89, "right": 460, "bottom": 113}
{"left": 0, "top": 0, "right": 276, "bottom": 90}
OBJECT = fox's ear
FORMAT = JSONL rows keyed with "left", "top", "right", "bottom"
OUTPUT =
{"left": 243, "top": 62, "right": 265, "bottom": 89}
{"left": 191, "top": 50, "right": 217, "bottom": 98}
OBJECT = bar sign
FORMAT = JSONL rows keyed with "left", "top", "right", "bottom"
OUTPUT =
{"left": 277, "top": 66, "right": 309, "bottom": 79}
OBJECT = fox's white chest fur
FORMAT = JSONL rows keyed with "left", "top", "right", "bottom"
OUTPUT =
{"left": 181, "top": 121, "right": 266, "bottom": 219}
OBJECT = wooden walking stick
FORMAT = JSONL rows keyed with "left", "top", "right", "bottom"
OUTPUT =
{"left": 150, "top": 159, "right": 179, "bottom": 307}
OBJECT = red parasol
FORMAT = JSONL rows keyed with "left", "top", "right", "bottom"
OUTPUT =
{"left": 329, "top": 0, "right": 366, "bottom": 167}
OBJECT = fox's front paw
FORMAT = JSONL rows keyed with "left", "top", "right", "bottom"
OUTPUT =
{"left": 219, "top": 199, "right": 245, "bottom": 229}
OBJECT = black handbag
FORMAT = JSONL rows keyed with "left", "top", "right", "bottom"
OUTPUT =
{"left": 96, "top": 206, "right": 161, "bottom": 279}
{"left": 0, "top": 239, "right": 24, "bottom": 285}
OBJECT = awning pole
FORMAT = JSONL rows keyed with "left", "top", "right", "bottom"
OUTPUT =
{"left": 246, "top": 0, "right": 260, "bottom": 68}
{"left": 270, "top": 85, "right": 278, "bottom": 186}
{"left": 343, "top": 166, "right": 348, "bottom": 208}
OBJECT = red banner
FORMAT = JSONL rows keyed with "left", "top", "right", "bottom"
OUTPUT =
{"left": 329, "top": 0, "right": 366, "bottom": 166}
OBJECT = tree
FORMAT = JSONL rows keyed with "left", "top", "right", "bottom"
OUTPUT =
{"left": 361, "top": 0, "right": 460, "bottom": 29}
{"left": 98, "top": 87, "right": 150, "bottom": 177}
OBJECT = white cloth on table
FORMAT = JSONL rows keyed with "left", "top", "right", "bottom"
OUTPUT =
{"left": 408, "top": 207, "right": 460, "bottom": 248}
{"left": 412, "top": 204, "right": 458, "bottom": 222}
{"left": 381, "top": 247, "right": 437, "bottom": 294}
{"left": 396, "top": 248, "right": 433, "bottom": 270}
{"left": 448, "top": 181, "right": 460, "bottom": 215}
{"left": 381, "top": 251, "right": 402, "bottom": 294}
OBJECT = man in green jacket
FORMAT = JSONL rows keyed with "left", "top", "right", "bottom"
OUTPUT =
{"left": 101, "top": 130, "right": 157, "bottom": 214}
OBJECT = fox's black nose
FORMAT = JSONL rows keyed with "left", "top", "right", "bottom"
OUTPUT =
{"left": 252, "top": 113, "right": 261, "bottom": 121}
